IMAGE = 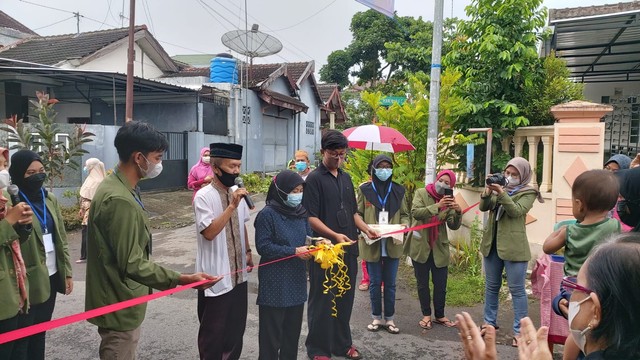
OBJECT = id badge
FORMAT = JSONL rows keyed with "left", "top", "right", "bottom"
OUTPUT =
{"left": 378, "top": 210, "right": 389, "bottom": 225}
{"left": 43, "top": 232, "right": 54, "bottom": 253}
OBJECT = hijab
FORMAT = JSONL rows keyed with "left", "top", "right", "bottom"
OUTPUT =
{"left": 360, "top": 154, "right": 405, "bottom": 218}
{"left": 266, "top": 170, "right": 307, "bottom": 217}
{"left": 9, "top": 150, "right": 47, "bottom": 201}
{"left": 504, "top": 157, "right": 544, "bottom": 203}
{"left": 605, "top": 154, "right": 632, "bottom": 170}
{"left": 189, "top": 147, "right": 213, "bottom": 180}
{"left": 79, "top": 158, "right": 106, "bottom": 200}
{"left": 616, "top": 167, "right": 640, "bottom": 232}
{"left": 424, "top": 169, "right": 457, "bottom": 248}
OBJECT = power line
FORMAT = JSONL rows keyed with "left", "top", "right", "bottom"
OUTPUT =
{"left": 270, "top": 0, "right": 338, "bottom": 32}
{"left": 198, "top": 0, "right": 236, "bottom": 30}
{"left": 141, "top": 0, "right": 156, "bottom": 34}
{"left": 32, "top": 16, "right": 75, "bottom": 31}
{"left": 97, "top": 0, "right": 114, "bottom": 30}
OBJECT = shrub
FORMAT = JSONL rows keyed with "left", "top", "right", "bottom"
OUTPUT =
{"left": 240, "top": 173, "right": 272, "bottom": 194}
{"left": 60, "top": 205, "right": 81, "bottom": 231}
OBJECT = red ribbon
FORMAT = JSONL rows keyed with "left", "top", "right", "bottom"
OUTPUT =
{"left": 378, "top": 201, "right": 480, "bottom": 237}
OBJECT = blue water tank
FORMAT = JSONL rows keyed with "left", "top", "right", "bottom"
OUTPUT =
{"left": 210, "top": 54, "right": 238, "bottom": 84}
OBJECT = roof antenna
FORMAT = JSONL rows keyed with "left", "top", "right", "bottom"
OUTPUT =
{"left": 74, "top": 12, "right": 81, "bottom": 35}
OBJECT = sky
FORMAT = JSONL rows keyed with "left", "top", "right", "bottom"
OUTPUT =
{"left": 2, "top": 0, "right": 616, "bottom": 71}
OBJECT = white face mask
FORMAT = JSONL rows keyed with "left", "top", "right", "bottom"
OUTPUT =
{"left": 568, "top": 296, "right": 592, "bottom": 353}
{"left": 202, "top": 156, "right": 210, "bottom": 164}
{"left": 0, "top": 170, "right": 10, "bottom": 189}
{"left": 139, "top": 155, "right": 163, "bottom": 179}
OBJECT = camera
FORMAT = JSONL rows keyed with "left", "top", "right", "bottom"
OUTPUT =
{"left": 486, "top": 173, "right": 508, "bottom": 186}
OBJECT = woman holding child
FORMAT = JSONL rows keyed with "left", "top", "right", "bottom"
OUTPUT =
{"left": 479, "top": 157, "right": 543, "bottom": 347}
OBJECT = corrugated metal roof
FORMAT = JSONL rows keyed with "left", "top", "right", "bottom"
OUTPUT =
{"left": 548, "top": 6, "right": 640, "bottom": 82}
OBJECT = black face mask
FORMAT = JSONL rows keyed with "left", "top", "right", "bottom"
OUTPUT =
{"left": 22, "top": 173, "right": 47, "bottom": 193}
{"left": 617, "top": 200, "right": 640, "bottom": 228}
{"left": 216, "top": 167, "right": 238, "bottom": 188}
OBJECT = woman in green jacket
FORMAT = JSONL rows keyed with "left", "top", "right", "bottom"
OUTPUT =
{"left": 357, "top": 155, "right": 409, "bottom": 334}
{"left": 0, "top": 147, "right": 34, "bottom": 359}
{"left": 9, "top": 150, "right": 73, "bottom": 360}
{"left": 406, "top": 169, "right": 462, "bottom": 330}
{"left": 479, "top": 156, "right": 542, "bottom": 347}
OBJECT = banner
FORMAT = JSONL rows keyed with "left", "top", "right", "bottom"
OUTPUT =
{"left": 355, "top": 0, "right": 395, "bottom": 18}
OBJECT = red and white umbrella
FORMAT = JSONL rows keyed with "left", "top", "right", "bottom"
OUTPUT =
{"left": 342, "top": 124, "right": 415, "bottom": 153}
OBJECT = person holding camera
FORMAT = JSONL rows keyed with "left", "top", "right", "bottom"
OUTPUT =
{"left": 479, "top": 157, "right": 543, "bottom": 347}
{"left": 406, "top": 169, "right": 462, "bottom": 331}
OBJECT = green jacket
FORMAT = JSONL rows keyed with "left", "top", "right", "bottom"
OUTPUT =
{"left": 479, "top": 190, "right": 536, "bottom": 262}
{"left": 405, "top": 188, "right": 462, "bottom": 267}
{"left": 356, "top": 185, "right": 410, "bottom": 262}
{"left": 0, "top": 219, "right": 30, "bottom": 320}
{"left": 85, "top": 169, "right": 180, "bottom": 331}
{"left": 20, "top": 192, "right": 72, "bottom": 305}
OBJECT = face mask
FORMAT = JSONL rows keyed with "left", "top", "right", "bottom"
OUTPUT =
{"left": 0, "top": 170, "right": 10, "bottom": 189}
{"left": 374, "top": 168, "right": 392, "bottom": 181}
{"left": 435, "top": 181, "right": 450, "bottom": 195}
{"left": 285, "top": 192, "right": 303, "bottom": 207}
{"left": 23, "top": 173, "right": 47, "bottom": 192}
{"left": 83, "top": 166, "right": 88, "bottom": 174}
{"left": 506, "top": 176, "right": 520, "bottom": 186}
{"left": 202, "top": 156, "right": 210, "bottom": 164}
{"left": 568, "top": 296, "right": 592, "bottom": 353}
{"left": 295, "top": 161, "right": 308, "bottom": 172}
{"left": 216, "top": 167, "right": 238, "bottom": 187}
{"left": 138, "top": 154, "right": 163, "bottom": 179}
{"left": 617, "top": 200, "right": 640, "bottom": 227}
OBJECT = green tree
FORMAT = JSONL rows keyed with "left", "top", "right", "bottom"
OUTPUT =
{"left": 521, "top": 53, "right": 584, "bottom": 126}
{"left": 2, "top": 91, "right": 95, "bottom": 190}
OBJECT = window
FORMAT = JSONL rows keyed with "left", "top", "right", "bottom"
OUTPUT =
{"left": 202, "top": 97, "right": 228, "bottom": 136}
{"left": 306, "top": 121, "right": 315, "bottom": 135}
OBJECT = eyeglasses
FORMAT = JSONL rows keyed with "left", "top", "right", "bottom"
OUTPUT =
{"left": 561, "top": 276, "right": 593, "bottom": 296}
{"left": 326, "top": 150, "right": 347, "bottom": 159}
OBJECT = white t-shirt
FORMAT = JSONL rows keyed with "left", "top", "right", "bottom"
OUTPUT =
{"left": 194, "top": 184, "right": 250, "bottom": 297}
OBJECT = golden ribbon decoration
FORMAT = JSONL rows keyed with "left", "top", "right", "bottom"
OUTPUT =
{"left": 308, "top": 241, "right": 352, "bottom": 317}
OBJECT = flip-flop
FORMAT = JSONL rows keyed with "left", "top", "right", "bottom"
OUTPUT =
{"left": 358, "top": 283, "right": 369, "bottom": 291}
{"left": 385, "top": 323, "right": 400, "bottom": 334}
{"left": 512, "top": 336, "right": 521, "bottom": 347}
{"left": 479, "top": 324, "right": 500, "bottom": 337}
{"left": 434, "top": 318, "right": 457, "bottom": 328}
{"left": 345, "top": 346, "right": 362, "bottom": 360}
{"left": 367, "top": 322, "right": 381, "bottom": 332}
{"left": 419, "top": 319, "right": 432, "bottom": 330}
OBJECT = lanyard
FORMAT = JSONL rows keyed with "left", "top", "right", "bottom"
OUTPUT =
{"left": 132, "top": 192, "right": 145, "bottom": 210}
{"left": 20, "top": 189, "right": 47, "bottom": 233}
{"left": 371, "top": 181, "right": 392, "bottom": 211}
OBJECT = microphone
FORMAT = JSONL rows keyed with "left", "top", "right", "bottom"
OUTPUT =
{"left": 234, "top": 177, "right": 255, "bottom": 210}
{"left": 7, "top": 184, "right": 33, "bottom": 235}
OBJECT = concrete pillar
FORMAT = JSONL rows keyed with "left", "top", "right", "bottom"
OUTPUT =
{"left": 527, "top": 136, "right": 540, "bottom": 186}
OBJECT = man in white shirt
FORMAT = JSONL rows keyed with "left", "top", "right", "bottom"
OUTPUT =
{"left": 193, "top": 143, "right": 253, "bottom": 360}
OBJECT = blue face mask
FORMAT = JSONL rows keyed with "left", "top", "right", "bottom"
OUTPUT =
{"left": 295, "top": 161, "right": 307, "bottom": 172}
{"left": 285, "top": 192, "right": 303, "bottom": 207}
{"left": 374, "top": 168, "right": 392, "bottom": 181}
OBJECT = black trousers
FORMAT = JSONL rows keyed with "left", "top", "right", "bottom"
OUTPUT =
{"left": 258, "top": 304, "right": 304, "bottom": 360}
{"left": 413, "top": 252, "right": 449, "bottom": 319}
{"left": 0, "top": 312, "right": 20, "bottom": 359}
{"left": 305, "top": 252, "right": 357, "bottom": 358}
{"left": 197, "top": 281, "right": 248, "bottom": 360}
{"left": 80, "top": 225, "right": 88, "bottom": 260}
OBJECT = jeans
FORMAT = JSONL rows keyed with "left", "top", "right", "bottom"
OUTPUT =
{"left": 366, "top": 257, "right": 399, "bottom": 321}
{"left": 483, "top": 246, "right": 528, "bottom": 335}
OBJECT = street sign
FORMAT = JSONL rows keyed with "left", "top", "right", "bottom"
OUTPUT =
{"left": 380, "top": 96, "right": 406, "bottom": 107}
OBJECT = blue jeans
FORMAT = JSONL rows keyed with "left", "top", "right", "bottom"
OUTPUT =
{"left": 483, "top": 246, "right": 528, "bottom": 335}
{"left": 366, "top": 257, "right": 399, "bottom": 321}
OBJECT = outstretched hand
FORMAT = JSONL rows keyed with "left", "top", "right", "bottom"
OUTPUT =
{"left": 456, "top": 312, "right": 497, "bottom": 360}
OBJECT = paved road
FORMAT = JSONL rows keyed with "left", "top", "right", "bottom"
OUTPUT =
{"left": 45, "top": 200, "right": 523, "bottom": 359}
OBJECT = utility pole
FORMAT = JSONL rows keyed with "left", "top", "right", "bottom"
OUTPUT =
{"left": 425, "top": 0, "right": 444, "bottom": 184}
{"left": 125, "top": 0, "right": 135, "bottom": 122}
{"left": 73, "top": 12, "right": 80, "bottom": 35}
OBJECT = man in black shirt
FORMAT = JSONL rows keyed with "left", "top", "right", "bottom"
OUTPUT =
{"left": 304, "top": 130, "right": 380, "bottom": 360}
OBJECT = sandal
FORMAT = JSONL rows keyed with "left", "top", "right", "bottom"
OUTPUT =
{"left": 512, "top": 335, "right": 521, "bottom": 347}
{"left": 434, "top": 317, "right": 457, "bottom": 328}
{"left": 345, "top": 346, "right": 362, "bottom": 360}
{"left": 479, "top": 324, "right": 499, "bottom": 337}
{"left": 358, "top": 283, "right": 369, "bottom": 291}
{"left": 419, "top": 318, "right": 432, "bottom": 330}
{"left": 367, "top": 320, "right": 383, "bottom": 332}
{"left": 385, "top": 321, "right": 400, "bottom": 334}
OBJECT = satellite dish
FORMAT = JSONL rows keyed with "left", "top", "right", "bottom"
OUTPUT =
{"left": 222, "top": 24, "right": 283, "bottom": 58}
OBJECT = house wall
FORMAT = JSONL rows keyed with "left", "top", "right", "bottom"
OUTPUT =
{"left": 583, "top": 81, "right": 640, "bottom": 102}
{"left": 54, "top": 102, "right": 91, "bottom": 122}
{"left": 297, "top": 79, "right": 321, "bottom": 164}
{"left": 76, "top": 43, "right": 164, "bottom": 79}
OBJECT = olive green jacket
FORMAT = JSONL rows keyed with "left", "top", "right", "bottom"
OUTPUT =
{"left": 357, "top": 186, "right": 410, "bottom": 262}
{"left": 479, "top": 190, "right": 536, "bottom": 262}
{"left": 85, "top": 169, "right": 180, "bottom": 331}
{"left": 20, "top": 193, "right": 72, "bottom": 306}
{"left": 405, "top": 188, "right": 462, "bottom": 267}
{"left": 0, "top": 219, "right": 30, "bottom": 320}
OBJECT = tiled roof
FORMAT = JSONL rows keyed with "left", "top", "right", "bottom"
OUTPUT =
{"left": 317, "top": 83, "right": 338, "bottom": 103}
{"left": 247, "top": 63, "right": 282, "bottom": 87}
{"left": 164, "top": 67, "right": 210, "bottom": 78}
{"left": 0, "top": 10, "right": 37, "bottom": 36}
{"left": 286, "top": 61, "right": 312, "bottom": 84}
{"left": 549, "top": 1, "right": 640, "bottom": 21}
{"left": 0, "top": 26, "right": 146, "bottom": 65}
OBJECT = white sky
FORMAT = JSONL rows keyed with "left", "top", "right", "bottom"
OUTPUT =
{"left": 2, "top": 0, "right": 614, "bottom": 69}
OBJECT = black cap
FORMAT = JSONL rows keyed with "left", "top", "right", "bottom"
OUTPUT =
{"left": 210, "top": 143, "right": 243, "bottom": 160}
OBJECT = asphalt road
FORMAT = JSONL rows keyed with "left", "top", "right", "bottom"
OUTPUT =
{"left": 44, "top": 199, "right": 524, "bottom": 360}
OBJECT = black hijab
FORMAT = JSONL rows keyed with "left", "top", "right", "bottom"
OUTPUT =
{"left": 10, "top": 149, "right": 47, "bottom": 201}
{"left": 266, "top": 170, "right": 307, "bottom": 218}
{"left": 616, "top": 167, "right": 640, "bottom": 232}
{"left": 360, "top": 154, "right": 405, "bottom": 218}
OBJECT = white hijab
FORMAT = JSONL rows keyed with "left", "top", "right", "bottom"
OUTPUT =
{"left": 79, "top": 158, "right": 106, "bottom": 200}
